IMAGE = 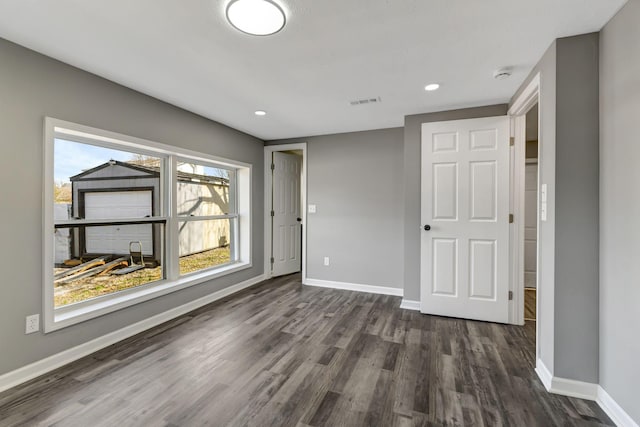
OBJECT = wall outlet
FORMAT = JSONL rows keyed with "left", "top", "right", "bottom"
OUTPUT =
{"left": 308, "top": 204, "right": 317, "bottom": 213}
{"left": 323, "top": 256, "right": 330, "bottom": 266}
{"left": 25, "top": 314, "right": 40, "bottom": 334}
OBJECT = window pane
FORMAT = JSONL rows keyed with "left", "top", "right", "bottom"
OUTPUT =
{"left": 53, "top": 224, "right": 165, "bottom": 307}
{"left": 54, "top": 138, "right": 163, "bottom": 220}
{"left": 177, "top": 161, "right": 234, "bottom": 216}
{"left": 179, "top": 219, "right": 233, "bottom": 275}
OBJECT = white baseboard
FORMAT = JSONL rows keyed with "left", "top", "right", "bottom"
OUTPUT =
{"left": 303, "top": 278, "right": 403, "bottom": 297}
{"left": 0, "top": 274, "right": 265, "bottom": 394}
{"left": 536, "top": 359, "right": 639, "bottom": 426}
{"left": 536, "top": 359, "right": 597, "bottom": 400}
{"left": 597, "top": 386, "right": 639, "bottom": 427}
{"left": 550, "top": 376, "right": 598, "bottom": 400}
{"left": 400, "top": 299, "right": 420, "bottom": 311}
{"left": 535, "top": 358, "right": 553, "bottom": 391}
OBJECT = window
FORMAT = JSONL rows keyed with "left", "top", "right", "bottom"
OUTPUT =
{"left": 44, "top": 118, "right": 251, "bottom": 331}
{"left": 176, "top": 160, "right": 237, "bottom": 276}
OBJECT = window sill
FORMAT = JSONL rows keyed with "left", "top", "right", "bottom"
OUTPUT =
{"left": 48, "top": 261, "right": 251, "bottom": 332}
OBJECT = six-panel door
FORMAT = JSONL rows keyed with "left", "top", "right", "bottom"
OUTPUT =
{"left": 421, "top": 116, "right": 510, "bottom": 323}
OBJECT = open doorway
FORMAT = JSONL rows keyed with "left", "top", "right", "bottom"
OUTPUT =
{"left": 524, "top": 104, "right": 539, "bottom": 322}
{"left": 264, "top": 144, "right": 307, "bottom": 280}
{"left": 509, "top": 73, "right": 541, "bottom": 363}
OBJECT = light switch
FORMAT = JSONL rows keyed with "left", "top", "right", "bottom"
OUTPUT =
{"left": 308, "top": 204, "right": 317, "bottom": 213}
{"left": 541, "top": 184, "right": 547, "bottom": 203}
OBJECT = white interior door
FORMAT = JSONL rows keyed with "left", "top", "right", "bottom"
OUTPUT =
{"left": 524, "top": 162, "right": 538, "bottom": 288}
{"left": 272, "top": 152, "right": 302, "bottom": 277}
{"left": 420, "top": 116, "right": 510, "bottom": 323}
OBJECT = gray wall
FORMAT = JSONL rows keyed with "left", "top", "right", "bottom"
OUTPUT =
{"left": 402, "top": 105, "right": 509, "bottom": 301}
{"left": 0, "top": 38, "right": 264, "bottom": 376}
{"left": 554, "top": 33, "right": 600, "bottom": 384}
{"left": 268, "top": 128, "right": 404, "bottom": 289}
{"left": 599, "top": 0, "right": 640, "bottom": 422}
{"left": 511, "top": 34, "right": 600, "bottom": 384}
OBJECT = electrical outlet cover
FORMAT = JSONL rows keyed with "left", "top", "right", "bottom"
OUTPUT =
{"left": 25, "top": 314, "right": 40, "bottom": 334}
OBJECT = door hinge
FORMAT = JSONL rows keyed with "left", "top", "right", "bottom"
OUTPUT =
{"left": 509, "top": 291, "right": 513, "bottom": 301}
{"left": 509, "top": 137, "right": 515, "bottom": 146}
{"left": 271, "top": 163, "right": 275, "bottom": 171}
{"left": 509, "top": 214, "right": 514, "bottom": 223}
{"left": 270, "top": 257, "right": 275, "bottom": 264}
{"left": 271, "top": 210, "right": 275, "bottom": 217}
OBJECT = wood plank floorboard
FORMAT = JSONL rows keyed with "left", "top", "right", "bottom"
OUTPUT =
{"left": 525, "top": 288, "right": 537, "bottom": 321}
{"left": 0, "top": 274, "right": 612, "bottom": 426}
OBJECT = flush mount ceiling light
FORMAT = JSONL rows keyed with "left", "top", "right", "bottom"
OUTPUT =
{"left": 226, "top": 0, "right": 286, "bottom": 36}
{"left": 255, "top": 110, "right": 267, "bottom": 116}
{"left": 424, "top": 83, "right": 440, "bottom": 91}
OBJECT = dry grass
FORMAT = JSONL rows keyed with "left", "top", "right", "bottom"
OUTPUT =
{"left": 179, "top": 246, "right": 231, "bottom": 275}
{"left": 54, "top": 247, "right": 231, "bottom": 307}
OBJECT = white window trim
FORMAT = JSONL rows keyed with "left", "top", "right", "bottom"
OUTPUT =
{"left": 43, "top": 117, "right": 252, "bottom": 333}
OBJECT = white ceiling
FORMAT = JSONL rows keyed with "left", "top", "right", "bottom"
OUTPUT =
{"left": 0, "top": 0, "right": 626, "bottom": 140}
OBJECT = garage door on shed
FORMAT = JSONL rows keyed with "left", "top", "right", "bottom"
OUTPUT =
{"left": 84, "top": 190, "right": 153, "bottom": 256}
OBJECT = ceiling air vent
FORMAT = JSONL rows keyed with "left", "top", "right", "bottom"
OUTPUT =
{"left": 350, "top": 97, "right": 382, "bottom": 106}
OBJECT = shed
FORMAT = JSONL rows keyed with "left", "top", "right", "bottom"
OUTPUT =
{"left": 67, "top": 160, "right": 230, "bottom": 263}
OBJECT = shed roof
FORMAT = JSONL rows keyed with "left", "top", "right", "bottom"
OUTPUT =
{"left": 70, "top": 160, "right": 229, "bottom": 186}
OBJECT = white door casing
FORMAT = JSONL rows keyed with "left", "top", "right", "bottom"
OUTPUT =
{"left": 420, "top": 116, "right": 510, "bottom": 323}
{"left": 84, "top": 190, "right": 153, "bottom": 255}
{"left": 271, "top": 152, "right": 302, "bottom": 277}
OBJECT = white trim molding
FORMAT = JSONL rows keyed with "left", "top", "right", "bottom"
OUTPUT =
{"left": 536, "top": 359, "right": 597, "bottom": 400}
{"left": 508, "top": 73, "right": 541, "bottom": 116}
{"left": 597, "top": 386, "right": 639, "bottom": 427}
{"left": 508, "top": 74, "right": 545, "bottom": 368}
{"left": 549, "top": 377, "right": 598, "bottom": 401}
{"left": 535, "top": 358, "right": 553, "bottom": 391}
{"left": 304, "top": 278, "right": 403, "bottom": 297}
{"left": 399, "top": 299, "right": 421, "bottom": 311}
{"left": 0, "top": 274, "right": 265, "bottom": 394}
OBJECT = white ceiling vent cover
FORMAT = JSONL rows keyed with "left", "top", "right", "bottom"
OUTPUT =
{"left": 350, "top": 97, "right": 382, "bottom": 106}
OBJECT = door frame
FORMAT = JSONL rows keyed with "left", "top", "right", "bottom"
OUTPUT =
{"left": 508, "top": 73, "right": 541, "bottom": 348}
{"left": 264, "top": 143, "right": 308, "bottom": 282}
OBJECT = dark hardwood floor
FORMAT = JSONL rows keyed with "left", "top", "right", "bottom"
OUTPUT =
{"left": 0, "top": 274, "right": 612, "bottom": 426}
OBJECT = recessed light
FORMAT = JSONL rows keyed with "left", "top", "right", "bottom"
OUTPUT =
{"left": 226, "top": 0, "right": 286, "bottom": 36}
{"left": 255, "top": 110, "right": 267, "bottom": 116}
{"left": 425, "top": 83, "right": 440, "bottom": 91}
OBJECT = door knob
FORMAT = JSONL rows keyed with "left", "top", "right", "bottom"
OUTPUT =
{"left": 296, "top": 217, "right": 302, "bottom": 222}
{"left": 424, "top": 225, "right": 431, "bottom": 231}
